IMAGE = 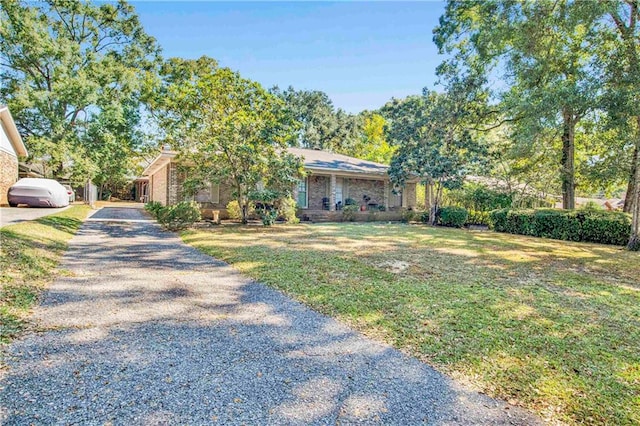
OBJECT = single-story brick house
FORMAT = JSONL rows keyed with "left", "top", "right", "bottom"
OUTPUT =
{"left": 141, "top": 146, "right": 419, "bottom": 221}
{"left": 0, "top": 106, "right": 28, "bottom": 206}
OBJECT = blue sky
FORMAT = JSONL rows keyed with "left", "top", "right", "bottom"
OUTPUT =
{"left": 132, "top": 1, "right": 446, "bottom": 113}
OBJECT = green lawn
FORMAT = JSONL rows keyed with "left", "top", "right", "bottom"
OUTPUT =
{"left": 0, "top": 205, "right": 91, "bottom": 345}
{"left": 183, "top": 223, "right": 640, "bottom": 425}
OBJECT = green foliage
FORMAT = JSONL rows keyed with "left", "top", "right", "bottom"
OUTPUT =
{"left": 344, "top": 198, "right": 357, "bottom": 206}
{"left": 277, "top": 197, "right": 299, "bottom": 224}
{"left": 256, "top": 208, "right": 278, "bottom": 226}
{"left": 437, "top": 206, "right": 468, "bottom": 228}
{"left": 401, "top": 209, "right": 417, "bottom": 223}
{"left": 446, "top": 183, "right": 513, "bottom": 211}
{"left": 342, "top": 204, "right": 359, "bottom": 222}
{"left": 156, "top": 201, "right": 201, "bottom": 231}
{"left": 420, "top": 211, "right": 430, "bottom": 224}
{"left": 272, "top": 86, "right": 361, "bottom": 153}
{"left": 144, "top": 201, "right": 164, "bottom": 218}
{"left": 466, "top": 210, "right": 491, "bottom": 226}
{"left": 151, "top": 59, "right": 303, "bottom": 224}
{"left": 490, "top": 208, "right": 632, "bottom": 246}
{"left": 226, "top": 200, "right": 254, "bottom": 221}
{"left": 349, "top": 113, "right": 396, "bottom": 164}
{"left": 0, "top": 0, "right": 159, "bottom": 181}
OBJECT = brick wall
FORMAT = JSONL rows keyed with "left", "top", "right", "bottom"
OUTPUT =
{"left": 344, "top": 178, "right": 385, "bottom": 207}
{"left": 150, "top": 164, "right": 168, "bottom": 205}
{"left": 0, "top": 150, "right": 18, "bottom": 206}
{"left": 307, "top": 175, "right": 329, "bottom": 209}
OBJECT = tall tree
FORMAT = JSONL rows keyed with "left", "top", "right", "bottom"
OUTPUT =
{"left": 149, "top": 58, "right": 303, "bottom": 223}
{"left": 0, "top": 0, "right": 159, "bottom": 181}
{"left": 434, "top": 0, "right": 601, "bottom": 209}
{"left": 349, "top": 112, "right": 396, "bottom": 164}
{"left": 272, "top": 86, "right": 361, "bottom": 153}
{"left": 384, "top": 89, "right": 487, "bottom": 225}
{"left": 594, "top": 0, "right": 640, "bottom": 249}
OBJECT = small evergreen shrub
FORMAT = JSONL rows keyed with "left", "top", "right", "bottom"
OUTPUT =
{"left": 437, "top": 206, "right": 468, "bottom": 228}
{"left": 420, "top": 211, "right": 430, "bottom": 224}
{"left": 156, "top": 201, "right": 201, "bottom": 231}
{"left": 277, "top": 196, "right": 299, "bottom": 224}
{"left": 145, "top": 201, "right": 163, "bottom": 218}
{"left": 257, "top": 208, "right": 278, "bottom": 226}
{"left": 342, "top": 204, "right": 359, "bottom": 222}
{"left": 226, "top": 200, "right": 255, "bottom": 221}
{"left": 489, "top": 208, "right": 632, "bottom": 246}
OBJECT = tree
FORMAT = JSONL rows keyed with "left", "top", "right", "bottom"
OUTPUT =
{"left": 593, "top": 0, "right": 640, "bottom": 249}
{"left": 384, "top": 89, "right": 487, "bottom": 225}
{"left": 434, "top": 0, "right": 601, "bottom": 210}
{"left": 349, "top": 112, "right": 396, "bottom": 164}
{"left": 272, "top": 86, "right": 361, "bottom": 153}
{"left": 0, "top": 0, "right": 160, "bottom": 182}
{"left": 150, "top": 58, "right": 304, "bottom": 224}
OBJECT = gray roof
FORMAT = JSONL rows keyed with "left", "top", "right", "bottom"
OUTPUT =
{"left": 287, "top": 147, "right": 388, "bottom": 175}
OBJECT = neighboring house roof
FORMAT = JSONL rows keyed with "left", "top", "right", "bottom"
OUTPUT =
{"left": 0, "top": 105, "right": 27, "bottom": 157}
{"left": 287, "top": 147, "right": 389, "bottom": 176}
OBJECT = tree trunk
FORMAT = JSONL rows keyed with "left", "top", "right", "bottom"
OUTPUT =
{"left": 429, "top": 182, "right": 442, "bottom": 226}
{"left": 627, "top": 121, "right": 640, "bottom": 250}
{"left": 424, "top": 180, "right": 434, "bottom": 212}
{"left": 561, "top": 107, "right": 576, "bottom": 210}
{"left": 623, "top": 140, "right": 638, "bottom": 213}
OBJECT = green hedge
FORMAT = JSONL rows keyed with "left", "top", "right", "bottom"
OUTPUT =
{"left": 489, "top": 208, "right": 632, "bottom": 246}
{"left": 466, "top": 210, "right": 491, "bottom": 226}
{"left": 437, "top": 206, "right": 468, "bottom": 228}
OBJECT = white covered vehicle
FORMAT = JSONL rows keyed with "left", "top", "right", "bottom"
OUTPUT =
{"left": 7, "top": 178, "right": 70, "bottom": 208}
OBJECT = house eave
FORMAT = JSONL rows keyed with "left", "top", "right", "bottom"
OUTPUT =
{"left": 142, "top": 151, "right": 177, "bottom": 176}
{"left": 0, "top": 106, "right": 27, "bottom": 157}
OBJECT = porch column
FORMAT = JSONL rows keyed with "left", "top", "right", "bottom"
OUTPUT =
{"left": 401, "top": 186, "right": 408, "bottom": 208}
{"left": 384, "top": 180, "right": 389, "bottom": 208}
{"left": 330, "top": 174, "right": 336, "bottom": 211}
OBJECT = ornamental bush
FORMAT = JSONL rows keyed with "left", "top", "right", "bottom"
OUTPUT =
{"left": 277, "top": 196, "right": 299, "bottom": 224}
{"left": 342, "top": 204, "right": 359, "bottom": 222}
{"left": 156, "top": 201, "right": 201, "bottom": 231}
{"left": 489, "top": 208, "right": 631, "bottom": 246}
{"left": 437, "top": 206, "right": 468, "bottom": 228}
{"left": 144, "top": 201, "right": 163, "bottom": 218}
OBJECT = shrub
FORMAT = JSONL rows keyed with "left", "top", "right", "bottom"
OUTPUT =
{"left": 256, "top": 207, "right": 278, "bottom": 226}
{"left": 445, "top": 183, "right": 513, "bottom": 211}
{"left": 489, "top": 208, "right": 632, "bottom": 246}
{"left": 344, "top": 198, "right": 357, "bottom": 206}
{"left": 342, "top": 204, "right": 359, "bottom": 222}
{"left": 420, "top": 210, "right": 430, "bottom": 224}
{"left": 156, "top": 201, "right": 201, "bottom": 231}
{"left": 466, "top": 210, "right": 490, "bottom": 226}
{"left": 145, "top": 201, "right": 163, "bottom": 218}
{"left": 401, "top": 209, "right": 417, "bottom": 223}
{"left": 226, "top": 200, "right": 255, "bottom": 221}
{"left": 277, "top": 196, "right": 299, "bottom": 224}
{"left": 580, "top": 210, "right": 631, "bottom": 246}
{"left": 437, "top": 206, "right": 468, "bottom": 228}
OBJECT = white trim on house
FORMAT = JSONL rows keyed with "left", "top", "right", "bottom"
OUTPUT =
{"left": 0, "top": 106, "right": 27, "bottom": 157}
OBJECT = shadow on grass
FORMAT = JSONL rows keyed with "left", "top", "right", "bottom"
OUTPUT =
{"left": 0, "top": 224, "right": 539, "bottom": 424}
{"left": 183, "top": 224, "right": 640, "bottom": 424}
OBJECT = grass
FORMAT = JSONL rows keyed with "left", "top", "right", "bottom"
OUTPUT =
{"left": 182, "top": 222, "right": 640, "bottom": 425}
{"left": 0, "top": 205, "right": 91, "bottom": 344}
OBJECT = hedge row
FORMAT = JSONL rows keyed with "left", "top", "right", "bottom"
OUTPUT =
{"left": 489, "top": 208, "right": 632, "bottom": 246}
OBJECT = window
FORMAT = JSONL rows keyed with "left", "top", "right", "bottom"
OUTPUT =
{"left": 297, "top": 179, "right": 307, "bottom": 208}
{"left": 194, "top": 182, "right": 219, "bottom": 204}
{"left": 210, "top": 183, "right": 220, "bottom": 204}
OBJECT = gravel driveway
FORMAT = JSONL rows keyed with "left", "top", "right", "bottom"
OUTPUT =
{"left": 0, "top": 207, "right": 540, "bottom": 425}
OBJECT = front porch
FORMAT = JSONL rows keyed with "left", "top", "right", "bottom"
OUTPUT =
{"left": 298, "top": 208, "right": 406, "bottom": 223}
{"left": 294, "top": 173, "right": 416, "bottom": 214}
